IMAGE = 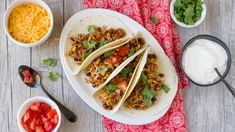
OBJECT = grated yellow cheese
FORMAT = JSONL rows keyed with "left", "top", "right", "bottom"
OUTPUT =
{"left": 8, "top": 3, "right": 50, "bottom": 43}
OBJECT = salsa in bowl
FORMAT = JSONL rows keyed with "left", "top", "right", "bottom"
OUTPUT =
{"left": 17, "top": 96, "right": 61, "bottom": 132}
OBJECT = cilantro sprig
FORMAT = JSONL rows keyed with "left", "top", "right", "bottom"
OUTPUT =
{"left": 140, "top": 73, "right": 148, "bottom": 85}
{"left": 120, "top": 65, "right": 133, "bottom": 77}
{"left": 43, "top": 58, "right": 57, "bottom": 67}
{"left": 103, "top": 50, "right": 116, "bottom": 58}
{"left": 105, "top": 83, "right": 117, "bottom": 93}
{"left": 140, "top": 73, "right": 156, "bottom": 105}
{"left": 83, "top": 41, "right": 96, "bottom": 49}
{"left": 128, "top": 47, "right": 135, "bottom": 57}
{"left": 42, "top": 58, "right": 60, "bottom": 81}
{"left": 161, "top": 83, "right": 170, "bottom": 93}
{"left": 174, "top": 0, "right": 203, "bottom": 25}
{"left": 48, "top": 71, "right": 60, "bottom": 81}
{"left": 88, "top": 25, "right": 95, "bottom": 33}
{"left": 99, "top": 41, "right": 108, "bottom": 48}
{"left": 142, "top": 86, "right": 157, "bottom": 106}
{"left": 140, "top": 72, "right": 170, "bottom": 105}
{"left": 82, "top": 50, "right": 93, "bottom": 61}
{"left": 97, "top": 66, "right": 108, "bottom": 75}
{"left": 151, "top": 17, "right": 159, "bottom": 24}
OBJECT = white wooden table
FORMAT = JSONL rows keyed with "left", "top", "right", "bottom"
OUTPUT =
{"left": 0, "top": 0, "right": 234, "bottom": 131}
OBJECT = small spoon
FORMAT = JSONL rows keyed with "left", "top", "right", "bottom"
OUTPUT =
{"left": 215, "top": 68, "right": 235, "bottom": 98}
{"left": 18, "top": 65, "right": 77, "bottom": 122}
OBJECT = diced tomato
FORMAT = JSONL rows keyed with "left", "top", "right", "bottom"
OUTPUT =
{"left": 51, "top": 115, "right": 58, "bottom": 125}
{"left": 109, "top": 55, "right": 122, "bottom": 64}
{"left": 117, "top": 80, "right": 128, "bottom": 92}
{"left": 117, "top": 45, "right": 130, "bottom": 57}
{"left": 30, "top": 104, "right": 39, "bottom": 111}
{"left": 29, "top": 118, "right": 37, "bottom": 130}
{"left": 24, "top": 77, "right": 33, "bottom": 84}
{"left": 44, "top": 121, "right": 55, "bottom": 132}
{"left": 35, "top": 118, "right": 42, "bottom": 126}
{"left": 22, "top": 70, "right": 34, "bottom": 84}
{"left": 39, "top": 102, "right": 51, "bottom": 115}
{"left": 21, "top": 102, "right": 58, "bottom": 132}
{"left": 99, "top": 63, "right": 105, "bottom": 67}
{"left": 36, "top": 126, "right": 45, "bottom": 132}
{"left": 47, "top": 109, "right": 57, "bottom": 119}
{"left": 41, "top": 117, "right": 48, "bottom": 124}
{"left": 22, "top": 69, "right": 31, "bottom": 78}
{"left": 22, "top": 122, "right": 30, "bottom": 131}
{"left": 23, "top": 112, "right": 31, "bottom": 124}
{"left": 28, "top": 109, "right": 40, "bottom": 118}
{"left": 35, "top": 102, "right": 41, "bottom": 107}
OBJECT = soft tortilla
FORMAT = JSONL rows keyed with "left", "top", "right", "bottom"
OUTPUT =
{"left": 63, "top": 15, "right": 133, "bottom": 75}
{"left": 86, "top": 32, "right": 147, "bottom": 88}
{"left": 91, "top": 50, "right": 145, "bottom": 114}
{"left": 120, "top": 47, "right": 178, "bottom": 116}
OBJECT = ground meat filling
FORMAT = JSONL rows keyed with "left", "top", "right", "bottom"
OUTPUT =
{"left": 86, "top": 37, "right": 145, "bottom": 88}
{"left": 66, "top": 26, "right": 126, "bottom": 65}
{"left": 98, "top": 57, "right": 140, "bottom": 110}
{"left": 125, "top": 54, "right": 164, "bottom": 110}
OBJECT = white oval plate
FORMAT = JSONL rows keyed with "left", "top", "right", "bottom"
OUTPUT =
{"left": 60, "top": 8, "right": 178, "bottom": 125}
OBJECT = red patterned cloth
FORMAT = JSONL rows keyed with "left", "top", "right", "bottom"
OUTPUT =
{"left": 83, "top": 0, "right": 189, "bottom": 131}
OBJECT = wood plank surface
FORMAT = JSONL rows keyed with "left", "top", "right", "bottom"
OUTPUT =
{"left": 62, "top": 1, "right": 103, "bottom": 131}
{"left": 6, "top": 0, "right": 31, "bottom": 131}
{"left": 179, "top": 0, "right": 235, "bottom": 132}
{"left": 0, "top": 0, "right": 234, "bottom": 132}
{"left": 0, "top": 0, "right": 9, "bottom": 131}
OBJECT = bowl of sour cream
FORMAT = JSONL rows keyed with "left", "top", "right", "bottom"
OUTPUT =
{"left": 181, "top": 35, "right": 231, "bottom": 86}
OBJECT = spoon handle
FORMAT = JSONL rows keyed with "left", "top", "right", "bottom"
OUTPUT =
{"left": 40, "top": 84, "right": 77, "bottom": 122}
{"left": 215, "top": 68, "right": 235, "bottom": 98}
{"left": 221, "top": 79, "right": 235, "bottom": 97}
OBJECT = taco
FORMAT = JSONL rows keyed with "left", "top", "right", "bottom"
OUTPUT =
{"left": 64, "top": 15, "right": 133, "bottom": 75}
{"left": 91, "top": 53, "right": 144, "bottom": 113}
{"left": 121, "top": 47, "right": 178, "bottom": 115}
{"left": 85, "top": 32, "right": 147, "bottom": 88}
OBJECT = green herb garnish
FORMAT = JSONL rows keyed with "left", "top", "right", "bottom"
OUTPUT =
{"left": 195, "top": 2, "right": 203, "bottom": 22}
{"left": 97, "top": 66, "right": 108, "bottom": 75}
{"left": 99, "top": 41, "right": 108, "bottom": 47}
{"left": 43, "top": 58, "right": 57, "bottom": 67}
{"left": 83, "top": 41, "right": 96, "bottom": 49}
{"left": 88, "top": 25, "right": 95, "bottom": 33}
{"left": 161, "top": 83, "right": 170, "bottom": 93}
{"left": 120, "top": 65, "right": 133, "bottom": 77}
{"left": 82, "top": 50, "right": 92, "bottom": 60}
{"left": 174, "top": 0, "right": 203, "bottom": 25}
{"left": 151, "top": 17, "right": 159, "bottom": 24}
{"left": 150, "top": 88, "right": 157, "bottom": 96}
{"left": 48, "top": 71, "right": 60, "bottom": 81}
{"left": 142, "top": 86, "right": 156, "bottom": 105}
{"left": 105, "top": 83, "right": 117, "bottom": 93}
{"left": 140, "top": 73, "right": 148, "bottom": 85}
{"left": 128, "top": 47, "right": 135, "bottom": 57}
{"left": 103, "top": 50, "right": 116, "bottom": 58}
{"left": 183, "top": 5, "right": 195, "bottom": 25}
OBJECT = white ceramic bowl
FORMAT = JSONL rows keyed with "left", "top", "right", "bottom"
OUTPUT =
{"left": 3, "top": 0, "right": 54, "bottom": 47}
{"left": 17, "top": 96, "right": 61, "bottom": 132}
{"left": 170, "top": 0, "right": 206, "bottom": 28}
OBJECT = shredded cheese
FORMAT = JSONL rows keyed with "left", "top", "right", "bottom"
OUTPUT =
{"left": 8, "top": 3, "right": 50, "bottom": 43}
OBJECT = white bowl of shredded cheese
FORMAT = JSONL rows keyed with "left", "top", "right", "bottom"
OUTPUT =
{"left": 3, "top": 0, "right": 54, "bottom": 47}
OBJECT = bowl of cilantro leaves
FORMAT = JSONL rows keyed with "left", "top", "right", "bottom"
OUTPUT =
{"left": 170, "top": 0, "right": 206, "bottom": 28}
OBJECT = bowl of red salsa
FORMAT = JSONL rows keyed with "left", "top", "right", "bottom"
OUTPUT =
{"left": 17, "top": 96, "right": 61, "bottom": 132}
